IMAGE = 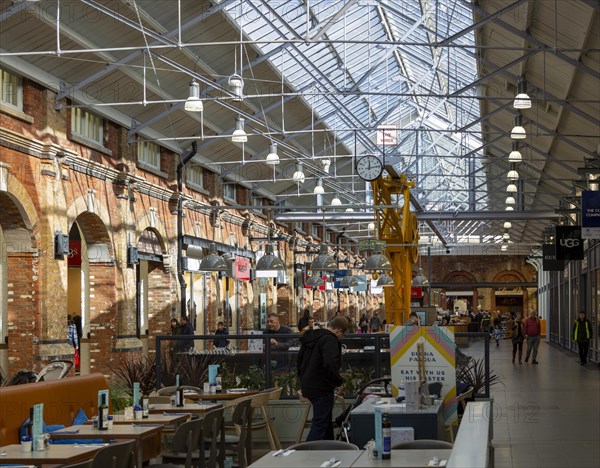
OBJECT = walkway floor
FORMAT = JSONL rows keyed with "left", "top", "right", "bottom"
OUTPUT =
{"left": 489, "top": 340, "right": 600, "bottom": 468}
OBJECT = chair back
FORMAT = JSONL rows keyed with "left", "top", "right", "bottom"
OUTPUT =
{"left": 35, "top": 360, "right": 73, "bottom": 381}
{"left": 92, "top": 440, "right": 135, "bottom": 468}
{"left": 201, "top": 406, "right": 225, "bottom": 468}
{"left": 148, "top": 395, "right": 172, "bottom": 404}
{"left": 287, "top": 440, "right": 360, "bottom": 450}
{"left": 392, "top": 439, "right": 454, "bottom": 450}
{"left": 229, "top": 398, "right": 252, "bottom": 468}
{"left": 171, "top": 419, "right": 202, "bottom": 468}
{"left": 61, "top": 460, "right": 94, "bottom": 468}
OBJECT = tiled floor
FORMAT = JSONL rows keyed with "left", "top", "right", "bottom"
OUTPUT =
{"left": 488, "top": 340, "right": 600, "bottom": 468}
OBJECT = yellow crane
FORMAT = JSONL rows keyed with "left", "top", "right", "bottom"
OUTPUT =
{"left": 372, "top": 173, "right": 419, "bottom": 325}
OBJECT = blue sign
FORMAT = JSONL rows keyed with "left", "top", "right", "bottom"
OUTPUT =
{"left": 333, "top": 270, "right": 347, "bottom": 289}
{"left": 354, "top": 275, "right": 368, "bottom": 292}
{"left": 581, "top": 191, "right": 600, "bottom": 239}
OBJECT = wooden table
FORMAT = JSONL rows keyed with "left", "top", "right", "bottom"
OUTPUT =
{"left": 149, "top": 402, "right": 221, "bottom": 414}
{"left": 0, "top": 442, "right": 103, "bottom": 466}
{"left": 111, "top": 412, "right": 189, "bottom": 425}
{"left": 351, "top": 449, "right": 452, "bottom": 467}
{"left": 185, "top": 389, "right": 258, "bottom": 401}
{"left": 49, "top": 423, "right": 163, "bottom": 468}
{"left": 249, "top": 450, "right": 363, "bottom": 467}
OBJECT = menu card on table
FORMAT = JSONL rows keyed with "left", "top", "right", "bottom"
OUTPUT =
{"left": 32, "top": 403, "right": 44, "bottom": 451}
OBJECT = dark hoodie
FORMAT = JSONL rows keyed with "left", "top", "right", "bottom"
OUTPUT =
{"left": 297, "top": 328, "right": 343, "bottom": 399}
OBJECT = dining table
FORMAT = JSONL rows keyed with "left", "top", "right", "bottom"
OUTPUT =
{"left": 149, "top": 401, "right": 221, "bottom": 414}
{"left": 0, "top": 442, "right": 104, "bottom": 466}
{"left": 350, "top": 448, "right": 453, "bottom": 467}
{"left": 185, "top": 388, "right": 258, "bottom": 402}
{"left": 111, "top": 412, "right": 189, "bottom": 425}
{"left": 248, "top": 449, "right": 364, "bottom": 467}
{"left": 49, "top": 423, "right": 163, "bottom": 468}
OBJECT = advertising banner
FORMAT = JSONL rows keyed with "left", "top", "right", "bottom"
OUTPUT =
{"left": 234, "top": 257, "right": 251, "bottom": 280}
{"left": 333, "top": 270, "right": 348, "bottom": 289}
{"left": 555, "top": 225, "right": 583, "bottom": 261}
{"left": 390, "top": 326, "right": 457, "bottom": 423}
{"left": 581, "top": 191, "right": 600, "bottom": 239}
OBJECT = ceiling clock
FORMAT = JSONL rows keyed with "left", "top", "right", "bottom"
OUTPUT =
{"left": 356, "top": 155, "right": 384, "bottom": 181}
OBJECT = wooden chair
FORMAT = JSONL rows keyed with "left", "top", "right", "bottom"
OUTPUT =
{"left": 222, "top": 397, "right": 252, "bottom": 467}
{"left": 150, "top": 418, "right": 202, "bottom": 468}
{"left": 445, "top": 386, "right": 474, "bottom": 442}
{"left": 287, "top": 440, "right": 359, "bottom": 450}
{"left": 92, "top": 440, "right": 135, "bottom": 468}
{"left": 392, "top": 439, "right": 454, "bottom": 450}
{"left": 62, "top": 460, "right": 94, "bottom": 468}
{"left": 157, "top": 385, "right": 202, "bottom": 396}
{"left": 247, "top": 387, "right": 282, "bottom": 450}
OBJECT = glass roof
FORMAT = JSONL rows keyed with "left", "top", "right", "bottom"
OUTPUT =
{"left": 223, "top": 0, "right": 485, "bottom": 220}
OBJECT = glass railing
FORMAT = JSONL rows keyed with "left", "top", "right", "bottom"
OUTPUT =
{"left": 155, "top": 331, "right": 492, "bottom": 399}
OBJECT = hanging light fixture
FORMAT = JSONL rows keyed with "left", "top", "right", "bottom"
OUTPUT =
{"left": 340, "top": 275, "right": 359, "bottom": 288}
{"left": 505, "top": 206, "right": 514, "bottom": 211}
{"left": 504, "top": 221, "right": 512, "bottom": 229}
{"left": 412, "top": 267, "right": 429, "bottom": 287}
{"left": 501, "top": 242, "right": 508, "bottom": 251}
{"left": 507, "top": 182, "right": 518, "bottom": 193}
{"left": 265, "top": 143, "right": 279, "bottom": 165}
{"left": 255, "top": 242, "right": 284, "bottom": 271}
{"left": 507, "top": 168, "right": 519, "bottom": 180}
{"left": 377, "top": 274, "right": 395, "bottom": 287}
{"left": 199, "top": 243, "right": 227, "bottom": 272}
{"left": 309, "top": 244, "right": 337, "bottom": 271}
{"left": 508, "top": 142, "right": 522, "bottom": 163}
{"left": 511, "top": 111, "right": 526, "bottom": 139}
{"left": 345, "top": 207, "right": 354, "bottom": 212}
{"left": 228, "top": 74, "right": 244, "bottom": 101}
{"left": 184, "top": 79, "right": 203, "bottom": 112}
{"left": 367, "top": 222, "right": 375, "bottom": 231}
{"left": 513, "top": 76, "right": 532, "bottom": 109}
{"left": 364, "top": 250, "right": 392, "bottom": 271}
{"left": 322, "top": 159, "right": 331, "bottom": 173}
{"left": 306, "top": 275, "right": 325, "bottom": 287}
{"left": 231, "top": 116, "right": 247, "bottom": 143}
{"left": 503, "top": 232, "right": 510, "bottom": 241}
{"left": 292, "top": 162, "right": 305, "bottom": 184}
{"left": 313, "top": 178, "right": 324, "bottom": 195}
{"left": 505, "top": 196, "right": 516, "bottom": 205}
{"left": 331, "top": 193, "right": 342, "bottom": 206}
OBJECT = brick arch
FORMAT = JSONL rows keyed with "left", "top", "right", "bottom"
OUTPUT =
{"left": 491, "top": 269, "right": 528, "bottom": 315}
{"left": 66, "top": 196, "right": 114, "bottom": 255}
{"left": 134, "top": 212, "right": 169, "bottom": 254}
{"left": 1, "top": 176, "right": 40, "bottom": 250}
{"left": 442, "top": 270, "right": 478, "bottom": 311}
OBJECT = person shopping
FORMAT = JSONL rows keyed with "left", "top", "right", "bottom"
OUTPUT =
{"left": 523, "top": 310, "right": 541, "bottom": 364}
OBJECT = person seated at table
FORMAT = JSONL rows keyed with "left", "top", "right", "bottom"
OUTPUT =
{"left": 213, "top": 321, "right": 229, "bottom": 348}
{"left": 264, "top": 312, "right": 293, "bottom": 350}
{"left": 299, "top": 316, "right": 315, "bottom": 334}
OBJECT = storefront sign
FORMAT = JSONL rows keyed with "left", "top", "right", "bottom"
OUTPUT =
{"left": 390, "top": 326, "right": 457, "bottom": 423}
{"left": 411, "top": 287, "right": 422, "bottom": 298}
{"left": 555, "top": 225, "right": 583, "bottom": 261}
{"left": 333, "top": 270, "right": 347, "bottom": 289}
{"left": 542, "top": 244, "right": 564, "bottom": 271}
{"left": 581, "top": 191, "right": 600, "bottom": 239}
{"left": 68, "top": 239, "right": 81, "bottom": 267}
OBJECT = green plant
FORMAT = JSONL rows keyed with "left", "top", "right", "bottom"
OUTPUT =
{"left": 456, "top": 357, "right": 502, "bottom": 397}
{"left": 340, "top": 365, "right": 375, "bottom": 398}
{"left": 109, "top": 353, "right": 156, "bottom": 395}
{"left": 109, "top": 381, "right": 133, "bottom": 412}
{"left": 273, "top": 370, "right": 299, "bottom": 397}
{"left": 235, "top": 364, "right": 265, "bottom": 390}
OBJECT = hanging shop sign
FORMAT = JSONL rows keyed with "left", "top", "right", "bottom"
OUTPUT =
{"left": 581, "top": 191, "right": 600, "bottom": 239}
{"left": 555, "top": 225, "right": 583, "bottom": 261}
{"left": 376, "top": 125, "right": 398, "bottom": 146}
{"left": 542, "top": 244, "right": 564, "bottom": 271}
{"left": 411, "top": 287, "right": 423, "bottom": 298}
{"left": 354, "top": 275, "right": 368, "bottom": 292}
{"left": 234, "top": 256, "right": 251, "bottom": 280}
{"left": 333, "top": 270, "right": 348, "bottom": 289}
{"left": 68, "top": 239, "right": 82, "bottom": 267}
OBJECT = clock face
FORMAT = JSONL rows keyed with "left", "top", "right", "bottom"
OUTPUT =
{"left": 356, "top": 155, "right": 383, "bottom": 181}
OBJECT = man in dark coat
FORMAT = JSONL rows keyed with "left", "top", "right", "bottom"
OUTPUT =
{"left": 297, "top": 316, "right": 350, "bottom": 441}
{"left": 180, "top": 316, "right": 195, "bottom": 351}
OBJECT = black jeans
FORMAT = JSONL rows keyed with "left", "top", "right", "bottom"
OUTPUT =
{"left": 577, "top": 340, "right": 590, "bottom": 364}
{"left": 306, "top": 392, "right": 335, "bottom": 441}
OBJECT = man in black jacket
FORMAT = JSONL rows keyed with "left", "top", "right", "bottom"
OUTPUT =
{"left": 297, "top": 316, "right": 350, "bottom": 441}
{"left": 573, "top": 311, "right": 593, "bottom": 365}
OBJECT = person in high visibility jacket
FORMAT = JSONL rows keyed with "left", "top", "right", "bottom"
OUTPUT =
{"left": 572, "top": 311, "right": 593, "bottom": 366}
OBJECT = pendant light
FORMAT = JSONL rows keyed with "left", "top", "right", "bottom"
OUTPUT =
{"left": 309, "top": 244, "right": 337, "bottom": 271}
{"left": 306, "top": 275, "right": 325, "bottom": 287}
{"left": 507, "top": 168, "right": 519, "bottom": 180}
{"left": 508, "top": 142, "right": 522, "bottom": 163}
{"left": 504, "top": 221, "right": 512, "bottom": 229}
{"left": 231, "top": 116, "right": 247, "bottom": 142}
{"left": 505, "top": 196, "right": 516, "bottom": 205}
{"left": 412, "top": 267, "right": 429, "bottom": 287}
{"left": 507, "top": 183, "right": 518, "bottom": 193}
{"left": 313, "top": 178, "right": 324, "bottom": 195}
{"left": 199, "top": 243, "right": 227, "bottom": 272}
{"left": 513, "top": 76, "right": 532, "bottom": 109}
{"left": 377, "top": 274, "right": 394, "bottom": 287}
{"left": 364, "top": 250, "right": 392, "bottom": 271}
{"left": 331, "top": 193, "right": 342, "bottom": 206}
{"left": 184, "top": 79, "right": 203, "bottom": 112}
{"left": 511, "top": 111, "right": 526, "bottom": 139}
{"left": 265, "top": 143, "right": 280, "bottom": 165}
{"left": 255, "top": 242, "right": 284, "bottom": 271}
{"left": 228, "top": 74, "right": 244, "bottom": 101}
{"left": 340, "top": 275, "right": 359, "bottom": 288}
{"left": 292, "top": 162, "right": 305, "bottom": 184}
